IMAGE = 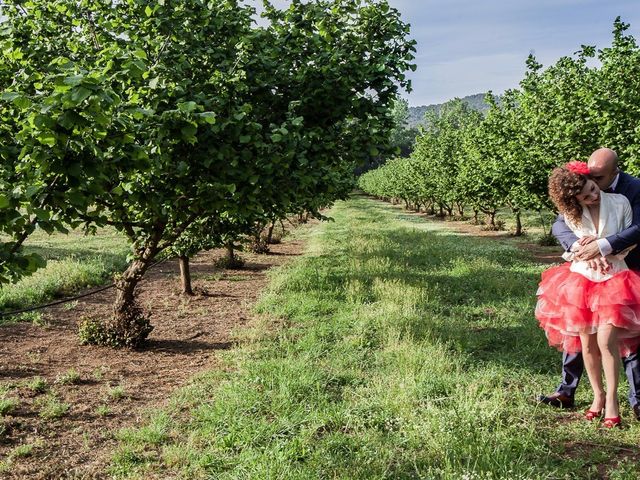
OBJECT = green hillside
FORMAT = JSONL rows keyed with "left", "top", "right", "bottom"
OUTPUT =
{"left": 407, "top": 93, "right": 495, "bottom": 128}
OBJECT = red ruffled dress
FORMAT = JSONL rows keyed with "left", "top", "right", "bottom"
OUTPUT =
{"left": 535, "top": 193, "right": 640, "bottom": 356}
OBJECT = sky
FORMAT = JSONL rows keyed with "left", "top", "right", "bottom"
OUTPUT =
{"left": 257, "top": 0, "right": 640, "bottom": 107}
{"left": 3, "top": 1, "right": 637, "bottom": 107}
{"left": 390, "top": 0, "right": 640, "bottom": 106}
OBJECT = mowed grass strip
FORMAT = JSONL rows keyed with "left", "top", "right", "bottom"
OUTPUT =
{"left": 0, "top": 228, "right": 129, "bottom": 317}
{"left": 110, "top": 196, "right": 639, "bottom": 479}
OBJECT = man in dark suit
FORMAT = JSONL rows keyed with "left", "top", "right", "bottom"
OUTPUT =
{"left": 539, "top": 148, "right": 640, "bottom": 420}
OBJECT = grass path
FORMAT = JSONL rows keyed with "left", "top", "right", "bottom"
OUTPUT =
{"left": 0, "top": 228, "right": 129, "bottom": 317}
{"left": 112, "top": 196, "right": 639, "bottom": 479}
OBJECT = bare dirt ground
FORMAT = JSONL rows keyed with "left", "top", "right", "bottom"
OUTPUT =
{"left": 0, "top": 232, "right": 308, "bottom": 479}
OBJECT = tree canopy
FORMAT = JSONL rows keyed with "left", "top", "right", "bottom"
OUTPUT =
{"left": 1, "top": 0, "right": 416, "bottom": 345}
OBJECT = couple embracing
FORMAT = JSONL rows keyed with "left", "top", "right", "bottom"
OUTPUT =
{"left": 536, "top": 148, "right": 640, "bottom": 428}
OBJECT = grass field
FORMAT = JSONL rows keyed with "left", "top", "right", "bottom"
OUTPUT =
{"left": 108, "top": 195, "right": 639, "bottom": 479}
{"left": 0, "top": 228, "right": 129, "bottom": 319}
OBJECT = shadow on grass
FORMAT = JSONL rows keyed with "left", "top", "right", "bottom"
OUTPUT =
{"left": 309, "top": 199, "right": 561, "bottom": 376}
{"left": 21, "top": 245, "right": 129, "bottom": 265}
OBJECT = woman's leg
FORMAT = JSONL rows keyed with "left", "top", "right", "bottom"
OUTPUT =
{"left": 597, "top": 324, "right": 620, "bottom": 419}
{"left": 579, "top": 332, "right": 605, "bottom": 413}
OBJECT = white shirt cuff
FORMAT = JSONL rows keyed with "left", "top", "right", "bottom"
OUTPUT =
{"left": 597, "top": 238, "right": 613, "bottom": 256}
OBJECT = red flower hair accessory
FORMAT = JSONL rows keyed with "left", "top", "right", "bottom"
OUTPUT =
{"left": 565, "top": 161, "right": 590, "bottom": 175}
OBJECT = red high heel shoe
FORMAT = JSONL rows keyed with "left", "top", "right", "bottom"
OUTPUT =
{"left": 584, "top": 409, "right": 603, "bottom": 421}
{"left": 603, "top": 416, "right": 621, "bottom": 428}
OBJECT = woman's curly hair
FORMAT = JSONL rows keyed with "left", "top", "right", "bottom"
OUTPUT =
{"left": 548, "top": 167, "right": 588, "bottom": 225}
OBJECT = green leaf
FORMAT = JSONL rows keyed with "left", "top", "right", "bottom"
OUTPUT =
{"left": 149, "top": 76, "right": 160, "bottom": 89}
{"left": 178, "top": 101, "right": 198, "bottom": 113}
{"left": 1, "top": 92, "right": 21, "bottom": 102}
{"left": 176, "top": 161, "right": 188, "bottom": 175}
{"left": 133, "top": 49, "right": 148, "bottom": 60}
{"left": 57, "top": 111, "right": 84, "bottom": 130}
{"left": 64, "top": 75, "right": 84, "bottom": 86}
{"left": 239, "top": 135, "right": 251, "bottom": 143}
{"left": 271, "top": 133, "right": 283, "bottom": 142}
{"left": 37, "top": 132, "right": 56, "bottom": 147}
{"left": 181, "top": 124, "right": 197, "bottom": 141}
{"left": 70, "top": 86, "right": 92, "bottom": 105}
{"left": 33, "top": 208, "right": 51, "bottom": 221}
{"left": 0, "top": 194, "right": 10, "bottom": 209}
{"left": 1, "top": 92, "right": 31, "bottom": 109}
{"left": 199, "top": 112, "right": 216, "bottom": 124}
{"left": 145, "top": 5, "right": 153, "bottom": 17}
{"left": 66, "top": 191, "right": 86, "bottom": 206}
{"left": 25, "top": 253, "right": 46, "bottom": 272}
{"left": 14, "top": 96, "right": 32, "bottom": 109}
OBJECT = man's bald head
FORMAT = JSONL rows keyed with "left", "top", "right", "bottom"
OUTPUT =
{"left": 587, "top": 148, "right": 619, "bottom": 190}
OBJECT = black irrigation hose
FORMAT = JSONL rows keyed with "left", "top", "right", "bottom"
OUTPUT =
{"left": 0, "top": 257, "right": 169, "bottom": 319}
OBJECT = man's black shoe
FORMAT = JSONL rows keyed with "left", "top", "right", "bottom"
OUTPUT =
{"left": 633, "top": 404, "right": 640, "bottom": 421}
{"left": 537, "top": 393, "right": 575, "bottom": 409}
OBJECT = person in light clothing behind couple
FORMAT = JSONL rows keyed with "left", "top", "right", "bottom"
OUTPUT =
{"left": 536, "top": 153, "right": 640, "bottom": 427}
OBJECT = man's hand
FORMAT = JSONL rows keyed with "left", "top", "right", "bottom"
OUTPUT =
{"left": 587, "top": 257, "right": 611, "bottom": 275}
{"left": 577, "top": 235, "right": 597, "bottom": 246}
{"left": 575, "top": 240, "right": 601, "bottom": 261}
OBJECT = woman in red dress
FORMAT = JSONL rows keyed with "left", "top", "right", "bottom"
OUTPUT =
{"left": 536, "top": 161, "right": 640, "bottom": 427}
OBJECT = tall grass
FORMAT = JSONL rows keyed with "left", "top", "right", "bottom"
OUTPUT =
{"left": 0, "top": 228, "right": 129, "bottom": 317}
{"left": 110, "top": 196, "right": 639, "bottom": 479}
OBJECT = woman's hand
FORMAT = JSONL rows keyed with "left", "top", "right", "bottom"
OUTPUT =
{"left": 578, "top": 235, "right": 597, "bottom": 246}
{"left": 587, "top": 256, "right": 611, "bottom": 275}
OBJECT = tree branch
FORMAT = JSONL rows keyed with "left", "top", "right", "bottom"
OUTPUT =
{"left": 152, "top": 36, "right": 171, "bottom": 68}
{"left": 157, "top": 213, "right": 199, "bottom": 252}
{"left": 83, "top": 11, "right": 101, "bottom": 50}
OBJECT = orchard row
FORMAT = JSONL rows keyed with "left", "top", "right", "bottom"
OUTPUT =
{"left": 360, "top": 18, "right": 640, "bottom": 235}
{"left": 0, "top": 0, "right": 416, "bottom": 345}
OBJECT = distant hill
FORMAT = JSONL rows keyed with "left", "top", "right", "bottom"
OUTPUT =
{"left": 407, "top": 93, "right": 495, "bottom": 128}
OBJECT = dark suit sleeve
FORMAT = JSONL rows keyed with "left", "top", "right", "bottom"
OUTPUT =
{"left": 606, "top": 191, "right": 640, "bottom": 253}
{"left": 552, "top": 214, "right": 578, "bottom": 252}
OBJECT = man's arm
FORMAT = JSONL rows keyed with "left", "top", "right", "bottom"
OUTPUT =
{"left": 552, "top": 214, "right": 579, "bottom": 251}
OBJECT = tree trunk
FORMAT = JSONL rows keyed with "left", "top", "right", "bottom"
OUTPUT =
{"left": 514, "top": 210, "right": 523, "bottom": 236}
{"left": 226, "top": 242, "right": 235, "bottom": 264}
{"left": 267, "top": 221, "right": 275, "bottom": 244}
{"left": 473, "top": 209, "right": 479, "bottom": 224}
{"left": 109, "top": 254, "right": 155, "bottom": 347}
{"left": 179, "top": 255, "right": 194, "bottom": 295}
{"left": 488, "top": 212, "right": 496, "bottom": 227}
{"left": 113, "top": 258, "right": 151, "bottom": 318}
{"left": 539, "top": 210, "right": 549, "bottom": 234}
